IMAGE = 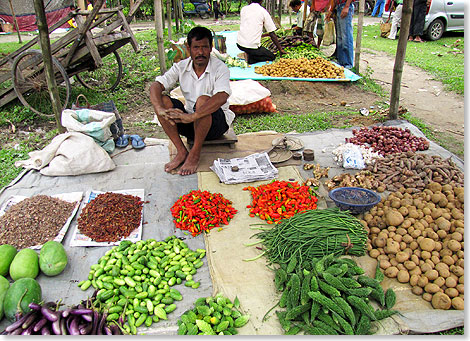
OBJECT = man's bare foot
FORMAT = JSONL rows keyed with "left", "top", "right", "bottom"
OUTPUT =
{"left": 178, "top": 154, "right": 200, "bottom": 176}
{"left": 165, "top": 151, "right": 187, "bottom": 173}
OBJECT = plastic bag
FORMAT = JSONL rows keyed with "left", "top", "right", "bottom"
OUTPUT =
{"left": 229, "top": 97, "right": 277, "bottom": 115}
{"left": 228, "top": 79, "right": 271, "bottom": 106}
{"left": 323, "top": 20, "right": 336, "bottom": 46}
{"left": 342, "top": 145, "right": 365, "bottom": 169}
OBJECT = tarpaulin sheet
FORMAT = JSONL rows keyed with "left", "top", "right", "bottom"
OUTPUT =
{"left": 218, "top": 30, "right": 362, "bottom": 82}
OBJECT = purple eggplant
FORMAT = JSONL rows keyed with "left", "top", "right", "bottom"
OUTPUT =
{"left": 79, "top": 322, "right": 93, "bottom": 335}
{"left": 97, "top": 312, "right": 107, "bottom": 335}
{"left": 28, "top": 302, "right": 42, "bottom": 311}
{"left": 70, "top": 308, "right": 93, "bottom": 315}
{"left": 5, "top": 311, "right": 34, "bottom": 332}
{"left": 68, "top": 316, "right": 80, "bottom": 335}
{"left": 110, "top": 324, "right": 122, "bottom": 335}
{"left": 41, "top": 325, "right": 51, "bottom": 335}
{"left": 52, "top": 316, "right": 62, "bottom": 335}
{"left": 91, "top": 311, "right": 100, "bottom": 335}
{"left": 62, "top": 308, "right": 72, "bottom": 318}
{"left": 104, "top": 326, "right": 113, "bottom": 335}
{"left": 22, "top": 311, "right": 38, "bottom": 329}
{"left": 9, "top": 328, "right": 23, "bottom": 335}
{"left": 41, "top": 306, "right": 59, "bottom": 322}
{"left": 33, "top": 317, "right": 48, "bottom": 333}
{"left": 81, "top": 313, "right": 93, "bottom": 322}
{"left": 60, "top": 315, "right": 67, "bottom": 335}
{"left": 21, "top": 324, "right": 35, "bottom": 335}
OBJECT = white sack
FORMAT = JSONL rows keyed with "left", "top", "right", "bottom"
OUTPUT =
{"left": 15, "top": 132, "right": 115, "bottom": 176}
{"left": 61, "top": 108, "right": 116, "bottom": 142}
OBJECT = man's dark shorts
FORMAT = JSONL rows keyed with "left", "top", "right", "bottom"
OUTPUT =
{"left": 170, "top": 98, "right": 229, "bottom": 141}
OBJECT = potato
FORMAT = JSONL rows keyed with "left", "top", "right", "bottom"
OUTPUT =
{"left": 419, "top": 238, "right": 435, "bottom": 252}
{"left": 424, "top": 259, "right": 435, "bottom": 268}
{"left": 373, "top": 235, "right": 387, "bottom": 248}
{"left": 412, "top": 286, "right": 423, "bottom": 295}
{"left": 421, "top": 251, "right": 431, "bottom": 260}
{"left": 409, "top": 241, "right": 419, "bottom": 250}
{"left": 444, "top": 276, "right": 457, "bottom": 288}
{"left": 445, "top": 287, "right": 459, "bottom": 298}
{"left": 455, "top": 259, "right": 464, "bottom": 268}
{"left": 424, "top": 283, "right": 441, "bottom": 294}
{"left": 390, "top": 258, "right": 399, "bottom": 267}
{"left": 411, "top": 254, "right": 420, "bottom": 265}
{"left": 456, "top": 284, "right": 464, "bottom": 294}
{"left": 447, "top": 239, "right": 461, "bottom": 252}
{"left": 430, "top": 208, "right": 443, "bottom": 220}
{"left": 402, "top": 234, "right": 414, "bottom": 244}
{"left": 393, "top": 234, "right": 403, "bottom": 243}
{"left": 409, "top": 267, "right": 422, "bottom": 276}
{"left": 433, "top": 276, "right": 445, "bottom": 288}
{"left": 440, "top": 249, "right": 452, "bottom": 258}
{"left": 436, "top": 230, "right": 447, "bottom": 239}
{"left": 431, "top": 292, "right": 452, "bottom": 310}
{"left": 385, "top": 210, "right": 404, "bottom": 227}
{"left": 427, "top": 182, "right": 442, "bottom": 193}
{"left": 425, "top": 269, "right": 439, "bottom": 281}
{"left": 369, "top": 249, "right": 380, "bottom": 258}
{"left": 435, "top": 216, "right": 451, "bottom": 232}
{"left": 417, "top": 276, "right": 429, "bottom": 287}
{"left": 397, "top": 263, "right": 406, "bottom": 271}
{"left": 451, "top": 297, "right": 464, "bottom": 310}
{"left": 398, "top": 206, "right": 409, "bottom": 217}
{"left": 379, "top": 260, "right": 391, "bottom": 270}
{"left": 397, "top": 270, "right": 410, "bottom": 283}
{"left": 451, "top": 265, "right": 464, "bottom": 277}
{"left": 404, "top": 260, "right": 417, "bottom": 270}
{"left": 384, "top": 266, "right": 399, "bottom": 278}
{"left": 385, "top": 239, "right": 401, "bottom": 254}
{"left": 431, "top": 256, "right": 441, "bottom": 267}
{"left": 422, "top": 293, "right": 433, "bottom": 302}
{"left": 410, "top": 274, "right": 419, "bottom": 286}
{"left": 458, "top": 275, "right": 464, "bottom": 284}
{"left": 395, "top": 251, "right": 410, "bottom": 263}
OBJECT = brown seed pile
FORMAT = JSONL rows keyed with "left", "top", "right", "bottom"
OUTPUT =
{"left": 0, "top": 195, "right": 76, "bottom": 249}
{"left": 77, "top": 192, "right": 143, "bottom": 243}
{"left": 254, "top": 57, "right": 345, "bottom": 79}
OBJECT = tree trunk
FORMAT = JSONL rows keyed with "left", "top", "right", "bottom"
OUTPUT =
{"left": 278, "top": 0, "right": 283, "bottom": 21}
{"left": 129, "top": 0, "right": 134, "bottom": 22}
{"left": 33, "top": 0, "right": 65, "bottom": 132}
{"left": 354, "top": 0, "right": 364, "bottom": 72}
{"left": 155, "top": 0, "right": 167, "bottom": 74}
{"left": 389, "top": 0, "right": 413, "bottom": 119}
{"left": 166, "top": 0, "right": 172, "bottom": 40}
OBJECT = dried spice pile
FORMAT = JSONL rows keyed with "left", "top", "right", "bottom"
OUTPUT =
{"left": 170, "top": 190, "right": 237, "bottom": 237}
{"left": 0, "top": 195, "right": 75, "bottom": 249}
{"left": 77, "top": 192, "right": 143, "bottom": 243}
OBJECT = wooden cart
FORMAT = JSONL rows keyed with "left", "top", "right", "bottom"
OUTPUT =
{"left": 0, "top": 0, "right": 143, "bottom": 116}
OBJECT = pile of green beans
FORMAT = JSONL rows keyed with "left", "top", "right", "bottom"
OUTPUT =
{"left": 77, "top": 236, "right": 206, "bottom": 334}
{"left": 252, "top": 207, "right": 368, "bottom": 266}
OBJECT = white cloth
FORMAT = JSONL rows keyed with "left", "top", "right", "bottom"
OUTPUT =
{"left": 237, "top": 2, "right": 277, "bottom": 49}
{"left": 14, "top": 132, "right": 116, "bottom": 176}
{"left": 388, "top": 4, "right": 402, "bottom": 39}
{"left": 296, "top": 5, "right": 310, "bottom": 28}
{"left": 155, "top": 56, "right": 235, "bottom": 126}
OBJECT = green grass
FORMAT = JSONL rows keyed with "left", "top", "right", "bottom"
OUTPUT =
{"left": 356, "top": 24, "right": 464, "bottom": 94}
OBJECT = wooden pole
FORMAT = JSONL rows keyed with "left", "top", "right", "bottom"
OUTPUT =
{"left": 7, "top": 0, "right": 22, "bottom": 43}
{"left": 354, "top": 0, "right": 364, "bottom": 72}
{"left": 77, "top": 0, "right": 86, "bottom": 10}
{"left": 166, "top": 0, "right": 172, "bottom": 40}
{"left": 155, "top": 0, "right": 167, "bottom": 74}
{"left": 33, "top": 0, "right": 65, "bottom": 132}
{"left": 129, "top": 0, "right": 134, "bottom": 22}
{"left": 389, "top": 0, "right": 413, "bottom": 119}
{"left": 302, "top": 0, "right": 307, "bottom": 27}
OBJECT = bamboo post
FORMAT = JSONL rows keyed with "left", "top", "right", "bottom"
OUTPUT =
{"left": 166, "top": 0, "right": 172, "bottom": 41}
{"left": 389, "top": 0, "right": 413, "bottom": 119}
{"left": 155, "top": 0, "right": 167, "bottom": 74}
{"left": 77, "top": 0, "right": 86, "bottom": 10}
{"left": 7, "top": 0, "right": 22, "bottom": 43}
{"left": 129, "top": 0, "right": 134, "bottom": 22}
{"left": 278, "top": 0, "right": 283, "bottom": 22}
{"left": 33, "top": 0, "right": 65, "bottom": 132}
{"left": 354, "top": 0, "right": 364, "bottom": 72}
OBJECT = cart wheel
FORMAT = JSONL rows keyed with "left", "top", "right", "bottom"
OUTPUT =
{"left": 75, "top": 50, "right": 123, "bottom": 92}
{"left": 12, "top": 50, "right": 71, "bottom": 117}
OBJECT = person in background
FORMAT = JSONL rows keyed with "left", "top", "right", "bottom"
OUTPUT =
{"left": 325, "top": 0, "right": 354, "bottom": 69}
{"left": 213, "top": 0, "right": 225, "bottom": 22}
{"left": 408, "top": 0, "right": 428, "bottom": 42}
{"left": 371, "top": 0, "right": 385, "bottom": 17}
{"left": 289, "top": 0, "right": 310, "bottom": 36}
{"left": 303, "top": 0, "right": 329, "bottom": 47}
{"left": 149, "top": 26, "right": 234, "bottom": 176}
{"left": 237, "top": 0, "right": 287, "bottom": 64}
{"left": 387, "top": 0, "right": 402, "bottom": 40}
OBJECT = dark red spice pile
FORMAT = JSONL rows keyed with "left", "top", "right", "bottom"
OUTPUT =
{"left": 77, "top": 192, "right": 143, "bottom": 242}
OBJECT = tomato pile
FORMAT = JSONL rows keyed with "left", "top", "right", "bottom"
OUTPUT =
{"left": 170, "top": 190, "right": 238, "bottom": 236}
{"left": 243, "top": 180, "right": 318, "bottom": 224}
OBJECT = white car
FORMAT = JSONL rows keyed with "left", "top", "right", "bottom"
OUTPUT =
{"left": 382, "top": 0, "right": 464, "bottom": 40}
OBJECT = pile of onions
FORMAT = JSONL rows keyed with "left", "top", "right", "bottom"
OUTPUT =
{"left": 346, "top": 126, "right": 430, "bottom": 156}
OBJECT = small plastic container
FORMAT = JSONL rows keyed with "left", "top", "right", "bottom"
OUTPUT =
{"left": 329, "top": 187, "right": 381, "bottom": 215}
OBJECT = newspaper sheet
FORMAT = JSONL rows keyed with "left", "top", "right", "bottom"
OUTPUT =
{"left": 70, "top": 188, "right": 145, "bottom": 247}
{"left": 0, "top": 192, "right": 83, "bottom": 249}
{"left": 210, "top": 152, "right": 278, "bottom": 184}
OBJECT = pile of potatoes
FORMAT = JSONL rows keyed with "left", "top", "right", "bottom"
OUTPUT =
{"left": 254, "top": 57, "right": 345, "bottom": 79}
{"left": 361, "top": 182, "right": 464, "bottom": 310}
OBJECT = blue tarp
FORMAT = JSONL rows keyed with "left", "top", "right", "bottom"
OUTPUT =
{"left": 218, "top": 30, "right": 361, "bottom": 82}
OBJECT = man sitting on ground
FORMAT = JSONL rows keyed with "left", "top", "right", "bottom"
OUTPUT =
{"left": 149, "top": 26, "right": 235, "bottom": 176}
{"left": 237, "top": 0, "right": 287, "bottom": 64}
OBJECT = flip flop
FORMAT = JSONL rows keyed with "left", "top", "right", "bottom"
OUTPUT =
{"left": 130, "top": 134, "right": 146, "bottom": 149}
{"left": 115, "top": 134, "right": 130, "bottom": 148}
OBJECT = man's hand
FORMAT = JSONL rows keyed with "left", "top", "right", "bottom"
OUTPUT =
{"left": 279, "top": 48, "right": 288, "bottom": 55}
{"left": 159, "top": 108, "right": 193, "bottom": 126}
{"left": 325, "top": 10, "right": 332, "bottom": 21}
{"left": 340, "top": 5, "right": 349, "bottom": 18}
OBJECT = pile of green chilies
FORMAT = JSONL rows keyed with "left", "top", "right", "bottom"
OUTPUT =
{"left": 252, "top": 207, "right": 368, "bottom": 265}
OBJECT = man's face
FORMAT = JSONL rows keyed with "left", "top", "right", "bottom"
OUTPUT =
{"left": 189, "top": 37, "right": 212, "bottom": 68}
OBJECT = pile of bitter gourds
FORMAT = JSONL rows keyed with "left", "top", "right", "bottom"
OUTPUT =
{"left": 273, "top": 254, "right": 398, "bottom": 335}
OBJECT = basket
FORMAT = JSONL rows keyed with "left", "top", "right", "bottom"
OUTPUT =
{"left": 328, "top": 187, "right": 381, "bottom": 215}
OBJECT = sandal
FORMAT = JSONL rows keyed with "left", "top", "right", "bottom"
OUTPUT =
{"left": 130, "top": 134, "right": 146, "bottom": 149}
{"left": 115, "top": 134, "right": 130, "bottom": 148}
{"left": 413, "top": 37, "right": 423, "bottom": 43}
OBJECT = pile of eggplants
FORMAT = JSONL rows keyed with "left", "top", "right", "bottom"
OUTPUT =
{"left": 1, "top": 299, "right": 122, "bottom": 335}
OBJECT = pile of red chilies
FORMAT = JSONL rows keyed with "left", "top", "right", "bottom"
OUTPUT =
{"left": 170, "top": 190, "right": 238, "bottom": 237}
{"left": 243, "top": 180, "right": 318, "bottom": 224}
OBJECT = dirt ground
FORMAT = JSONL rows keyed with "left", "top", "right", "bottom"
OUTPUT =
{"left": 0, "top": 17, "right": 465, "bottom": 159}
